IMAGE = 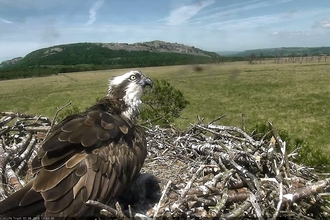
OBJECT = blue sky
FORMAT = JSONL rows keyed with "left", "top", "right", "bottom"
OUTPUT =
{"left": 0, "top": 0, "right": 330, "bottom": 61}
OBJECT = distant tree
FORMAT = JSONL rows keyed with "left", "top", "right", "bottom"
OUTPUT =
{"left": 291, "top": 53, "right": 296, "bottom": 63}
{"left": 249, "top": 53, "right": 256, "bottom": 64}
{"left": 259, "top": 53, "right": 263, "bottom": 64}
{"left": 217, "top": 56, "right": 223, "bottom": 65}
{"left": 278, "top": 53, "right": 283, "bottom": 64}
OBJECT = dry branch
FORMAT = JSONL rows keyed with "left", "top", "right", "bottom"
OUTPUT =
{"left": 0, "top": 112, "right": 329, "bottom": 219}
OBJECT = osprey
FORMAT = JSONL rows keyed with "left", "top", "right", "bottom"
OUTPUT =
{"left": 0, "top": 70, "right": 152, "bottom": 217}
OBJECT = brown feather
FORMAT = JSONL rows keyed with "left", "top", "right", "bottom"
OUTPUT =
{"left": 81, "top": 127, "right": 99, "bottom": 147}
{"left": 0, "top": 71, "right": 150, "bottom": 217}
{"left": 102, "top": 160, "right": 110, "bottom": 174}
{"left": 119, "top": 125, "right": 129, "bottom": 134}
{"left": 33, "top": 166, "right": 76, "bottom": 191}
{"left": 101, "top": 120, "right": 115, "bottom": 129}
{"left": 84, "top": 115, "right": 96, "bottom": 127}
{"left": 19, "top": 181, "right": 42, "bottom": 206}
{"left": 44, "top": 189, "right": 74, "bottom": 213}
{"left": 0, "top": 181, "right": 45, "bottom": 216}
{"left": 66, "top": 152, "right": 87, "bottom": 169}
{"left": 73, "top": 174, "right": 86, "bottom": 198}
{"left": 41, "top": 149, "right": 75, "bottom": 168}
{"left": 75, "top": 161, "right": 87, "bottom": 176}
{"left": 97, "top": 128, "right": 111, "bottom": 140}
{"left": 42, "top": 173, "right": 79, "bottom": 201}
{"left": 89, "top": 168, "right": 103, "bottom": 200}
{"left": 67, "top": 129, "right": 85, "bottom": 143}
{"left": 61, "top": 118, "right": 84, "bottom": 132}
{"left": 86, "top": 154, "right": 99, "bottom": 171}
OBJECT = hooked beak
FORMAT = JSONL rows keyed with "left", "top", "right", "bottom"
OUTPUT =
{"left": 142, "top": 77, "right": 153, "bottom": 88}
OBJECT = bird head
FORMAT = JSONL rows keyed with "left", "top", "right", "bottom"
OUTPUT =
{"left": 108, "top": 70, "right": 152, "bottom": 121}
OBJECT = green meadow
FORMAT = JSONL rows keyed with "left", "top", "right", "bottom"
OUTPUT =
{"left": 1, "top": 62, "right": 330, "bottom": 154}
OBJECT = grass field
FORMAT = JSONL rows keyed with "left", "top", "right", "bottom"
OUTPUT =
{"left": 1, "top": 62, "right": 330, "bottom": 155}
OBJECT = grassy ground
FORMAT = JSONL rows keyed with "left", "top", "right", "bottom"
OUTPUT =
{"left": 1, "top": 62, "right": 330, "bottom": 154}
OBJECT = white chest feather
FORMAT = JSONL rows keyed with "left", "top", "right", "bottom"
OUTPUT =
{"left": 122, "top": 83, "right": 143, "bottom": 120}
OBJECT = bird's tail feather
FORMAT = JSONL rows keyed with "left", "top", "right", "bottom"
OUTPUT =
{"left": 0, "top": 181, "right": 45, "bottom": 217}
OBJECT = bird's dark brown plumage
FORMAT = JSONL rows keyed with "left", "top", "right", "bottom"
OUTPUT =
{"left": 0, "top": 70, "right": 151, "bottom": 218}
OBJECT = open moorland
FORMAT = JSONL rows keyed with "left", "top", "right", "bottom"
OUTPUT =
{"left": 1, "top": 61, "right": 330, "bottom": 155}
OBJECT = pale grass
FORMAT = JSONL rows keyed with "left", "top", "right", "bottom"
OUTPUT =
{"left": 0, "top": 62, "right": 330, "bottom": 153}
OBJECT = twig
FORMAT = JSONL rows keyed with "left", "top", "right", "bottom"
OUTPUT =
{"left": 0, "top": 144, "right": 8, "bottom": 198}
{"left": 241, "top": 113, "right": 246, "bottom": 131}
{"left": 86, "top": 200, "right": 129, "bottom": 219}
{"left": 181, "top": 165, "right": 217, "bottom": 198}
{"left": 153, "top": 180, "right": 171, "bottom": 219}
{"left": 208, "top": 114, "right": 226, "bottom": 125}
{"left": 25, "top": 126, "right": 51, "bottom": 132}
{"left": 223, "top": 198, "right": 252, "bottom": 219}
{"left": 272, "top": 181, "right": 283, "bottom": 220}
{"left": 283, "top": 178, "right": 330, "bottom": 202}
{"left": 268, "top": 122, "right": 290, "bottom": 177}
{"left": 209, "top": 187, "right": 228, "bottom": 217}
{"left": 249, "top": 193, "right": 263, "bottom": 220}
{"left": 140, "top": 116, "right": 164, "bottom": 126}
{"left": 46, "top": 101, "right": 72, "bottom": 137}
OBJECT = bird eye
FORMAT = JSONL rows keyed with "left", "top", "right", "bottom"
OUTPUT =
{"left": 130, "top": 75, "right": 136, "bottom": 80}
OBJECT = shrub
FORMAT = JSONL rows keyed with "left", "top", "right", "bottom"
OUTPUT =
{"left": 250, "top": 122, "right": 330, "bottom": 171}
{"left": 293, "top": 138, "right": 329, "bottom": 170}
{"left": 140, "top": 79, "right": 189, "bottom": 127}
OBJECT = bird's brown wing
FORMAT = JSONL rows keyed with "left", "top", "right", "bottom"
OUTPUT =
{"left": 21, "top": 110, "right": 147, "bottom": 217}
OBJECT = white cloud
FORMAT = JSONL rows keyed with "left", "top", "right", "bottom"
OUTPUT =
{"left": 314, "top": 18, "right": 330, "bottom": 28}
{"left": 322, "top": 19, "right": 330, "bottom": 28}
{"left": 167, "top": 0, "right": 215, "bottom": 25}
{"left": 0, "top": 17, "right": 13, "bottom": 24}
{"left": 204, "top": 8, "right": 330, "bottom": 31}
{"left": 86, "top": 0, "right": 104, "bottom": 25}
{"left": 189, "top": 0, "right": 295, "bottom": 23}
{"left": 271, "top": 31, "right": 311, "bottom": 38}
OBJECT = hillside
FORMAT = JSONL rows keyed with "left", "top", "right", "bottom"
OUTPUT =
{"left": 1, "top": 41, "right": 219, "bottom": 67}
{"left": 1, "top": 57, "right": 23, "bottom": 65}
{"left": 230, "top": 47, "right": 330, "bottom": 57}
{"left": 0, "top": 41, "right": 221, "bottom": 80}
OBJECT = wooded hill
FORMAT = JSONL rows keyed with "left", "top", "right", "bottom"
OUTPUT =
{"left": 0, "top": 41, "right": 222, "bottom": 80}
{"left": 2, "top": 41, "right": 329, "bottom": 81}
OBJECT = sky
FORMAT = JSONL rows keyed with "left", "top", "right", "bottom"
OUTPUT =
{"left": 0, "top": 0, "right": 330, "bottom": 62}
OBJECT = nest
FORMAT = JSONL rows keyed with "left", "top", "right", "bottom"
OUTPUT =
{"left": 0, "top": 111, "right": 330, "bottom": 219}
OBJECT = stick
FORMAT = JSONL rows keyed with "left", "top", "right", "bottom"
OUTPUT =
{"left": 272, "top": 181, "right": 283, "bottom": 220}
{"left": 46, "top": 101, "right": 72, "bottom": 137}
{"left": 153, "top": 180, "right": 171, "bottom": 219}
{"left": 208, "top": 114, "right": 226, "bottom": 125}
{"left": 181, "top": 165, "right": 217, "bottom": 198}
{"left": 86, "top": 200, "right": 129, "bottom": 219}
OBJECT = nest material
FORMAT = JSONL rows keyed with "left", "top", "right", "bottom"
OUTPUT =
{"left": 0, "top": 111, "right": 330, "bottom": 219}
